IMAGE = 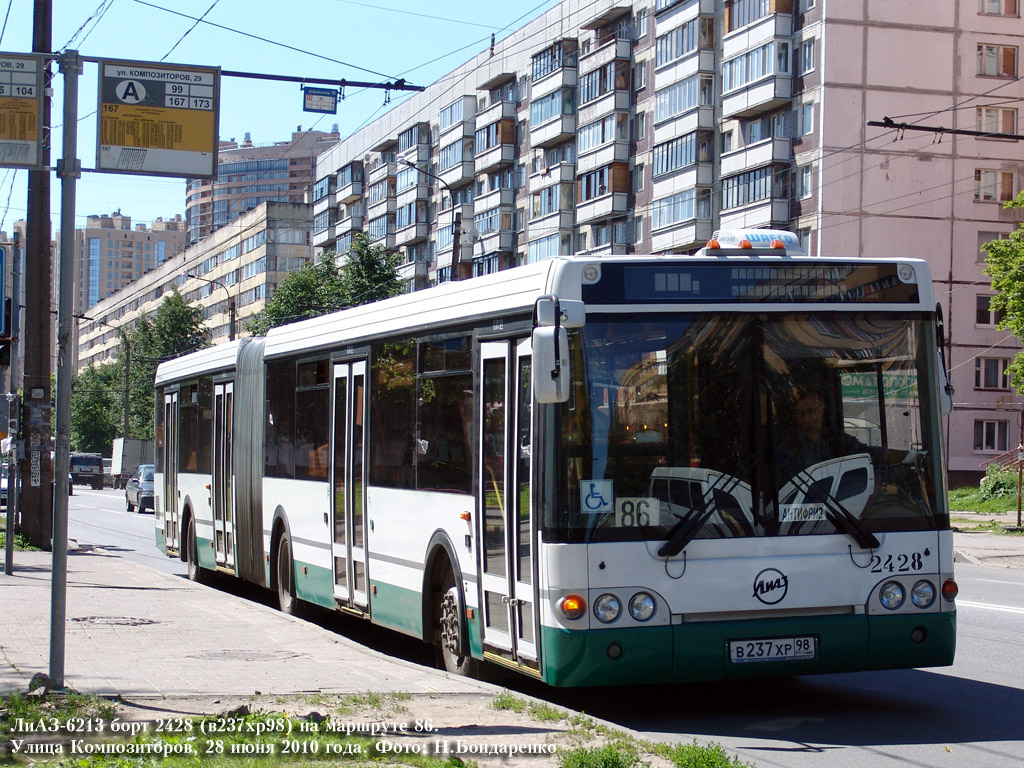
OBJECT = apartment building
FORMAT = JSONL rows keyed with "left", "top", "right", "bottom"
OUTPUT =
{"left": 64, "top": 211, "right": 187, "bottom": 314}
{"left": 76, "top": 202, "right": 313, "bottom": 369}
{"left": 186, "top": 129, "right": 340, "bottom": 245}
{"left": 311, "top": 0, "right": 1024, "bottom": 483}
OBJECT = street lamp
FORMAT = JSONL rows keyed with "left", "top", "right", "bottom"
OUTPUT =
{"left": 183, "top": 272, "right": 236, "bottom": 341}
{"left": 399, "top": 159, "right": 473, "bottom": 281}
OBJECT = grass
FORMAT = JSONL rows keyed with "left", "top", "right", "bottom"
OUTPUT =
{"left": 948, "top": 486, "right": 1019, "bottom": 515}
{"left": 494, "top": 691, "right": 752, "bottom": 768}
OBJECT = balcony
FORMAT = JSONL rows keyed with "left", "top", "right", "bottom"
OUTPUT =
{"left": 577, "top": 138, "right": 630, "bottom": 174}
{"left": 477, "top": 229, "right": 516, "bottom": 255}
{"left": 653, "top": 105, "right": 715, "bottom": 142}
{"left": 530, "top": 114, "right": 577, "bottom": 148}
{"left": 722, "top": 12, "right": 792, "bottom": 60}
{"left": 337, "top": 177, "right": 363, "bottom": 204}
{"left": 720, "top": 137, "right": 792, "bottom": 177}
{"left": 579, "top": 37, "right": 632, "bottom": 70}
{"left": 397, "top": 258, "right": 429, "bottom": 285}
{"left": 438, "top": 202, "right": 474, "bottom": 231}
{"left": 721, "top": 74, "right": 792, "bottom": 120}
{"left": 475, "top": 143, "right": 516, "bottom": 175}
{"left": 312, "top": 224, "right": 334, "bottom": 249}
{"left": 366, "top": 195, "right": 396, "bottom": 215}
{"left": 475, "top": 99, "right": 518, "bottom": 128}
{"left": 530, "top": 161, "right": 576, "bottom": 188}
{"left": 719, "top": 197, "right": 790, "bottom": 231}
{"left": 475, "top": 186, "right": 516, "bottom": 212}
{"left": 651, "top": 218, "right": 713, "bottom": 254}
{"left": 336, "top": 213, "right": 363, "bottom": 236}
{"left": 395, "top": 181, "right": 430, "bottom": 207}
{"left": 527, "top": 209, "right": 574, "bottom": 241}
{"left": 395, "top": 221, "right": 429, "bottom": 247}
{"left": 576, "top": 191, "right": 629, "bottom": 225}
{"left": 438, "top": 158, "right": 475, "bottom": 188}
{"left": 651, "top": 164, "right": 714, "bottom": 197}
{"left": 532, "top": 64, "right": 578, "bottom": 100}
{"left": 578, "top": 90, "right": 631, "bottom": 127}
{"left": 367, "top": 160, "right": 396, "bottom": 184}
{"left": 655, "top": 49, "right": 716, "bottom": 88}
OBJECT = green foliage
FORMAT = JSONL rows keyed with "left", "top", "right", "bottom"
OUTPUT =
{"left": 983, "top": 192, "right": 1024, "bottom": 390}
{"left": 70, "top": 288, "right": 207, "bottom": 453}
{"left": 653, "top": 739, "right": 755, "bottom": 768}
{"left": 979, "top": 464, "right": 1020, "bottom": 500}
{"left": 246, "top": 236, "right": 402, "bottom": 336}
{"left": 1, "top": 691, "right": 116, "bottom": 737}
{"left": 558, "top": 743, "right": 646, "bottom": 768}
{"left": 0, "top": 528, "right": 40, "bottom": 551}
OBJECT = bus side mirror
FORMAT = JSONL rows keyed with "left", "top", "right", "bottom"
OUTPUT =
{"left": 533, "top": 325, "right": 570, "bottom": 403}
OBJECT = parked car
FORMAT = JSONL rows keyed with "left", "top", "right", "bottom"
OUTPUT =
{"left": 125, "top": 463, "right": 154, "bottom": 513}
{"left": 70, "top": 452, "right": 104, "bottom": 490}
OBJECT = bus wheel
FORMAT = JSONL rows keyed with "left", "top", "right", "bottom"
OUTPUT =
{"left": 438, "top": 569, "right": 477, "bottom": 677}
{"left": 186, "top": 517, "right": 204, "bottom": 583}
{"left": 276, "top": 533, "right": 299, "bottom": 616}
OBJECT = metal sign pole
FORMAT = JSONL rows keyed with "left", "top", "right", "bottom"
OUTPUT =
{"left": 49, "top": 49, "right": 81, "bottom": 690}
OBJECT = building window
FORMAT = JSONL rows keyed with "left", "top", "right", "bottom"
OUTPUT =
{"left": 978, "top": 231, "right": 1007, "bottom": 263}
{"left": 655, "top": 17, "right": 713, "bottom": 67}
{"left": 799, "top": 102, "right": 815, "bottom": 136}
{"left": 439, "top": 100, "right": 464, "bottom": 132}
{"left": 798, "top": 165, "right": 814, "bottom": 199}
{"left": 727, "top": 0, "right": 771, "bottom": 32}
{"left": 722, "top": 41, "right": 790, "bottom": 94}
{"left": 800, "top": 0, "right": 817, "bottom": 11}
{"left": 721, "top": 166, "right": 784, "bottom": 210}
{"left": 577, "top": 166, "right": 610, "bottom": 202}
{"left": 979, "top": 0, "right": 1018, "bottom": 16}
{"left": 653, "top": 131, "right": 711, "bottom": 177}
{"left": 977, "top": 44, "right": 1017, "bottom": 77}
{"left": 634, "top": 163, "right": 644, "bottom": 192}
{"left": 652, "top": 188, "right": 712, "bottom": 229}
{"left": 974, "top": 420, "right": 1009, "bottom": 451}
{"left": 580, "top": 61, "right": 628, "bottom": 105}
{"left": 636, "top": 8, "right": 647, "bottom": 37}
{"left": 655, "top": 74, "right": 712, "bottom": 121}
{"left": 977, "top": 106, "right": 1017, "bottom": 137}
{"left": 975, "top": 357, "right": 1010, "bottom": 389}
{"left": 799, "top": 39, "right": 815, "bottom": 74}
{"left": 977, "top": 294, "right": 1006, "bottom": 325}
{"left": 975, "top": 169, "right": 1015, "bottom": 202}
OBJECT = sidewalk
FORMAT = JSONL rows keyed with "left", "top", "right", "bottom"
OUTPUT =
{"left": 952, "top": 510, "right": 1024, "bottom": 568}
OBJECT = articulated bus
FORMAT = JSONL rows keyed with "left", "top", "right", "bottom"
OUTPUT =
{"left": 154, "top": 232, "right": 957, "bottom": 686}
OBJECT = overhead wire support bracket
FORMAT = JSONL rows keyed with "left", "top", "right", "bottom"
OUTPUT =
{"left": 868, "top": 116, "right": 1024, "bottom": 141}
{"left": 220, "top": 69, "right": 424, "bottom": 93}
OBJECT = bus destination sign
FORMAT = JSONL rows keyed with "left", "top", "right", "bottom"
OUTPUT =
{"left": 97, "top": 59, "right": 220, "bottom": 178}
{"left": 0, "top": 52, "right": 44, "bottom": 169}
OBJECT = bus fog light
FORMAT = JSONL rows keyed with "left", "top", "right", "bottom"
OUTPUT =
{"left": 911, "top": 580, "right": 936, "bottom": 609}
{"left": 593, "top": 593, "right": 621, "bottom": 623}
{"left": 879, "top": 581, "right": 905, "bottom": 610}
{"left": 559, "top": 594, "right": 587, "bottom": 620}
{"left": 911, "top": 627, "right": 927, "bottom": 644}
{"left": 607, "top": 643, "right": 622, "bottom": 659}
{"left": 628, "top": 592, "right": 656, "bottom": 621}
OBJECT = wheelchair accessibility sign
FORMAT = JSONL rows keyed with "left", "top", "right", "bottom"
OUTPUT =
{"left": 581, "top": 480, "right": 613, "bottom": 514}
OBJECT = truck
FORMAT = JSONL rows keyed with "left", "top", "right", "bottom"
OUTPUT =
{"left": 110, "top": 438, "right": 154, "bottom": 490}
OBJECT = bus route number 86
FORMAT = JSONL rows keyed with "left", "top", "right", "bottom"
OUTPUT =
{"left": 615, "top": 498, "right": 659, "bottom": 528}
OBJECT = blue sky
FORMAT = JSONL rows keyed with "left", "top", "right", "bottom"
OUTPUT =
{"left": 0, "top": 0, "right": 560, "bottom": 232}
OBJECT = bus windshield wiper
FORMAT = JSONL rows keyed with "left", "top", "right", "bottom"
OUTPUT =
{"left": 657, "top": 467, "right": 752, "bottom": 558}
{"left": 787, "top": 468, "right": 880, "bottom": 550}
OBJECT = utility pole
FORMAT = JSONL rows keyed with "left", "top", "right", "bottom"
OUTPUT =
{"left": 20, "top": 0, "right": 53, "bottom": 550}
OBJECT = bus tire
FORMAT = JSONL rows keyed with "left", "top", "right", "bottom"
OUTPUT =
{"left": 186, "top": 516, "right": 205, "bottom": 584}
{"left": 438, "top": 568, "right": 477, "bottom": 677}
{"left": 276, "top": 532, "right": 301, "bottom": 617}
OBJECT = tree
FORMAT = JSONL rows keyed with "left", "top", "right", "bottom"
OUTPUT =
{"left": 246, "top": 250, "right": 347, "bottom": 335}
{"left": 69, "top": 287, "right": 207, "bottom": 452}
{"left": 70, "top": 362, "right": 121, "bottom": 453}
{"left": 983, "top": 192, "right": 1024, "bottom": 390}
{"left": 339, "top": 233, "right": 403, "bottom": 307}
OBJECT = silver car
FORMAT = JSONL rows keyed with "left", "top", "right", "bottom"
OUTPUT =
{"left": 125, "top": 463, "right": 155, "bottom": 513}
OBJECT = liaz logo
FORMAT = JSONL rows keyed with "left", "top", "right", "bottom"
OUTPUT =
{"left": 752, "top": 568, "right": 789, "bottom": 605}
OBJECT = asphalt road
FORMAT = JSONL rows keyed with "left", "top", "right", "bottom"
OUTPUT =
{"left": 66, "top": 486, "right": 1024, "bottom": 768}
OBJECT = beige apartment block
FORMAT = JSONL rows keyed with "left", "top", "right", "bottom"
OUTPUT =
{"left": 76, "top": 202, "right": 313, "bottom": 370}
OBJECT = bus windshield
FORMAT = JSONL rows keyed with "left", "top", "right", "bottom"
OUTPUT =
{"left": 552, "top": 312, "right": 945, "bottom": 544}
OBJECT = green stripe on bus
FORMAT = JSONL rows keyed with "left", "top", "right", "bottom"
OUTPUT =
{"left": 155, "top": 528, "right": 166, "bottom": 553}
{"left": 294, "top": 560, "right": 335, "bottom": 609}
{"left": 197, "top": 537, "right": 215, "bottom": 570}
{"left": 540, "top": 612, "right": 956, "bottom": 687}
{"left": 369, "top": 581, "right": 423, "bottom": 637}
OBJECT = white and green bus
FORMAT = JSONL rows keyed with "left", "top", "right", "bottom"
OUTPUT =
{"left": 154, "top": 232, "right": 957, "bottom": 686}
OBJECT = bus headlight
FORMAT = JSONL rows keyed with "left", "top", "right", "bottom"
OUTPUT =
{"left": 628, "top": 592, "right": 656, "bottom": 621}
{"left": 911, "top": 580, "right": 936, "bottom": 609}
{"left": 879, "top": 581, "right": 905, "bottom": 610}
{"left": 559, "top": 594, "right": 587, "bottom": 620}
{"left": 593, "top": 594, "right": 621, "bottom": 623}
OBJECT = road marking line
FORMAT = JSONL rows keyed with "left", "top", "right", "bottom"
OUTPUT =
{"left": 976, "top": 579, "right": 1024, "bottom": 586}
{"left": 958, "top": 600, "right": 1024, "bottom": 614}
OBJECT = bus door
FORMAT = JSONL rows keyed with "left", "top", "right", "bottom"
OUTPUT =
{"left": 478, "top": 340, "right": 538, "bottom": 670}
{"left": 331, "top": 360, "right": 369, "bottom": 612}
{"left": 212, "top": 382, "right": 234, "bottom": 568}
{"left": 163, "top": 391, "right": 179, "bottom": 552}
